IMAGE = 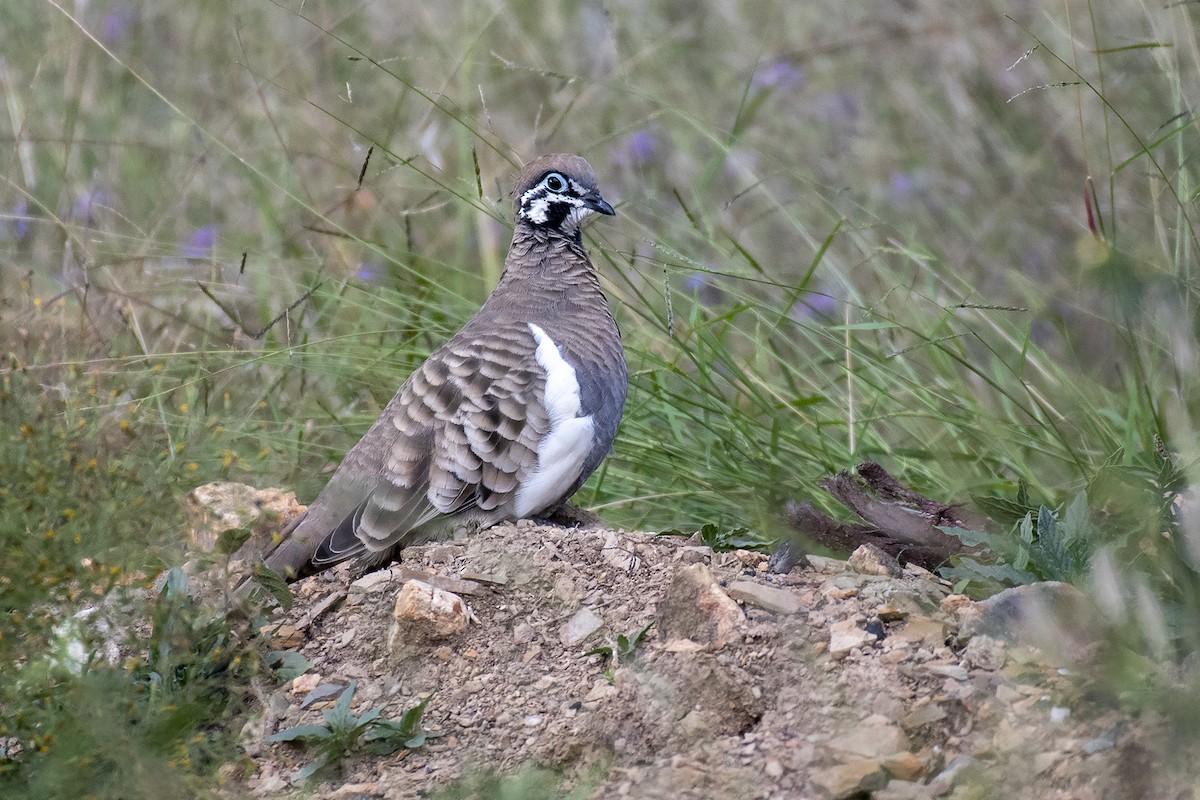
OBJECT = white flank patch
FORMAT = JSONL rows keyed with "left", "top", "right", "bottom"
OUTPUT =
{"left": 515, "top": 324, "right": 595, "bottom": 518}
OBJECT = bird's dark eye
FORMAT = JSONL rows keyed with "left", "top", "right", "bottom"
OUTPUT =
{"left": 544, "top": 173, "right": 567, "bottom": 193}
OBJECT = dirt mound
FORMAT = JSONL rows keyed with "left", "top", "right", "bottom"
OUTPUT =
{"left": 220, "top": 512, "right": 1185, "bottom": 799}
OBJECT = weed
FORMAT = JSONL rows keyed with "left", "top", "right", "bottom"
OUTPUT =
{"left": 585, "top": 621, "right": 655, "bottom": 682}
{"left": 269, "top": 682, "right": 430, "bottom": 783}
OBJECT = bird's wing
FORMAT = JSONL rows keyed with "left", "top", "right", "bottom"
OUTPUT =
{"left": 294, "top": 326, "right": 552, "bottom": 574}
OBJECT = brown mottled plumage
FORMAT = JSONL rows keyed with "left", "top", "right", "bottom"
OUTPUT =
{"left": 261, "top": 154, "right": 625, "bottom": 581}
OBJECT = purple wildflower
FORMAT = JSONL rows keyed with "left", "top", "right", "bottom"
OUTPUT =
{"left": 181, "top": 225, "right": 217, "bottom": 258}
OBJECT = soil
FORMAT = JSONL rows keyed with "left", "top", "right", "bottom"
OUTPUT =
{"left": 202, "top": 492, "right": 1194, "bottom": 799}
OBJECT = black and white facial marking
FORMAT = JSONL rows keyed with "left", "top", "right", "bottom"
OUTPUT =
{"left": 517, "top": 170, "right": 604, "bottom": 234}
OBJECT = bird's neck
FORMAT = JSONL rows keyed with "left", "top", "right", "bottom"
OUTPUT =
{"left": 496, "top": 226, "right": 601, "bottom": 288}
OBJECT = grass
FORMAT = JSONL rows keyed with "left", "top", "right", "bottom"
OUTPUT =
{"left": 3, "top": 0, "right": 1200, "bottom": 794}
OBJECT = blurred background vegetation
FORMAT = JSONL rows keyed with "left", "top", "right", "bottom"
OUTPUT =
{"left": 3, "top": 0, "right": 1200, "bottom": 795}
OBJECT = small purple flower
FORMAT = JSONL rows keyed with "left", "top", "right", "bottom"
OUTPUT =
{"left": 356, "top": 262, "right": 384, "bottom": 282}
{"left": 889, "top": 171, "right": 918, "bottom": 202}
{"left": 181, "top": 225, "right": 217, "bottom": 258}
{"left": 4, "top": 200, "right": 30, "bottom": 241}
{"left": 612, "top": 129, "right": 660, "bottom": 169}
{"left": 101, "top": 8, "right": 138, "bottom": 45}
{"left": 789, "top": 292, "right": 838, "bottom": 322}
{"left": 73, "top": 188, "right": 111, "bottom": 226}
{"left": 751, "top": 59, "right": 805, "bottom": 92}
{"left": 683, "top": 271, "right": 723, "bottom": 307}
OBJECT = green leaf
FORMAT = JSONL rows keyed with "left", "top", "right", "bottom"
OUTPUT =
{"left": 291, "top": 757, "right": 330, "bottom": 783}
{"left": 1014, "top": 513, "right": 1033, "bottom": 572}
{"left": 268, "top": 650, "right": 314, "bottom": 682}
{"left": 215, "top": 527, "right": 253, "bottom": 555}
{"left": 937, "top": 525, "right": 991, "bottom": 547}
{"left": 397, "top": 695, "right": 432, "bottom": 736}
{"left": 269, "top": 724, "right": 334, "bottom": 743}
{"left": 940, "top": 558, "right": 1038, "bottom": 590}
{"left": 363, "top": 696, "right": 432, "bottom": 754}
{"left": 252, "top": 561, "right": 294, "bottom": 610}
{"left": 323, "top": 681, "right": 358, "bottom": 731}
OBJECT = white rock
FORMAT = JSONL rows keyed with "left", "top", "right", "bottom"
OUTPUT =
{"left": 829, "top": 618, "right": 876, "bottom": 658}
{"left": 560, "top": 606, "right": 604, "bottom": 646}
{"left": 726, "top": 580, "right": 803, "bottom": 615}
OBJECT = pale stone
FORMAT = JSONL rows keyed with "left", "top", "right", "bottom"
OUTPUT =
{"left": 290, "top": 672, "right": 321, "bottom": 694}
{"left": 848, "top": 544, "right": 902, "bottom": 577}
{"left": 810, "top": 759, "right": 888, "bottom": 798}
{"left": 827, "top": 715, "right": 910, "bottom": 759}
{"left": 900, "top": 703, "right": 946, "bottom": 730}
{"left": 962, "top": 634, "right": 1007, "bottom": 670}
{"left": 387, "top": 580, "right": 469, "bottom": 653}
{"left": 890, "top": 616, "right": 946, "bottom": 647}
{"left": 351, "top": 569, "right": 395, "bottom": 593}
{"left": 881, "top": 751, "right": 926, "bottom": 781}
{"left": 657, "top": 563, "right": 745, "bottom": 649}
{"left": 560, "top": 606, "right": 604, "bottom": 646}
{"left": 829, "top": 618, "right": 875, "bottom": 658}
{"left": 726, "top": 580, "right": 804, "bottom": 615}
{"left": 926, "top": 664, "right": 969, "bottom": 681}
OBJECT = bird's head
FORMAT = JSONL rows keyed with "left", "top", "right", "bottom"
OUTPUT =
{"left": 513, "top": 154, "right": 615, "bottom": 236}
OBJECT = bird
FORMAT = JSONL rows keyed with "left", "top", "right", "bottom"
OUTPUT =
{"left": 259, "top": 154, "right": 626, "bottom": 582}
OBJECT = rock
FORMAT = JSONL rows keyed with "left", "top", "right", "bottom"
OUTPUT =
{"left": 726, "top": 580, "right": 803, "bottom": 615}
{"left": 512, "top": 622, "right": 535, "bottom": 644}
{"left": 900, "top": 702, "right": 946, "bottom": 731}
{"left": 810, "top": 758, "right": 889, "bottom": 798}
{"left": 829, "top": 618, "right": 876, "bottom": 658}
{"left": 387, "top": 580, "right": 469, "bottom": 653}
{"left": 350, "top": 569, "right": 395, "bottom": 593}
{"left": 889, "top": 615, "right": 946, "bottom": 647}
{"left": 962, "top": 634, "right": 1007, "bottom": 670}
{"left": 184, "top": 481, "right": 301, "bottom": 558}
{"left": 881, "top": 751, "right": 926, "bottom": 781}
{"left": 827, "top": 715, "right": 910, "bottom": 759}
{"left": 261, "top": 623, "right": 304, "bottom": 649}
{"left": 875, "top": 603, "right": 909, "bottom": 622}
{"left": 290, "top": 672, "right": 321, "bottom": 695}
{"left": 961, "top": 582, "right": 1103, "bottom": 663}
{"left": 601, "top": 530, "right": 641, "bottom": 572}
{"left": 560, "top": 606, "right": 604, "bottom": 646}
{"left": 927, "top": 755, "right": 977, "bottom": 795}
{"left": 848, "top": 543, "right": 903, "bottom": 577}
{"left": 396, "top": 566, "right": 484, "bottom": 597}
{"left": 806, "top": 554, "right": 849, "bottom": 573}
{"left": 874, "top": 779, "right": 935, "bottom": 800}
{"left": 657, "top": 563, "right": 745, "bottom": 649}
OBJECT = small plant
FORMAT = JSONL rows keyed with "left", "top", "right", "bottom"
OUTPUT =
{"left": 269, "top": 681, "right": 430, "bottom": 782}
{"left": 940, "top": 492, "right": 1095, "bottom": 595}
{"left": 659, "top": 523, "right": 771, "bottom": 552}
{"left": 585, "top": 621, "right": 654, "bottom": 683}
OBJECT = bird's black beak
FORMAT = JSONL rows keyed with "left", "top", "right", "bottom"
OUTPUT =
{"left": 584, "top": 192, "right": 616, "bottom": 216}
